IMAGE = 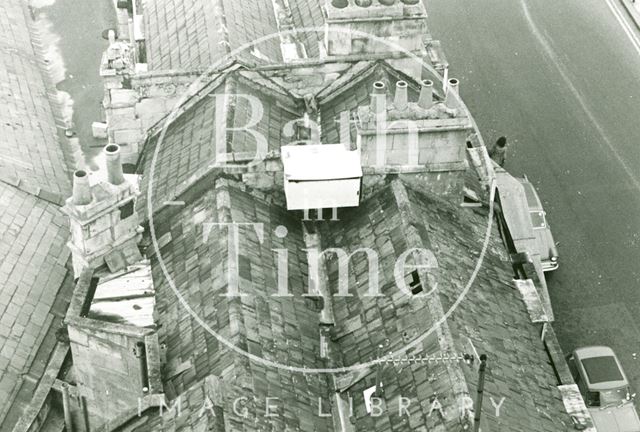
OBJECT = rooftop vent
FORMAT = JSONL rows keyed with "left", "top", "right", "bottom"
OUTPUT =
{"left": 282, "top": 144, "right": 362, "bottom": 211}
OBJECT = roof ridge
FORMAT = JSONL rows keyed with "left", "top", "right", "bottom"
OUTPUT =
{"left": 213, "top": 0, "right": 232, "bottom": 55}
{"left": 270, "top": 0, "right": 308, "bottom": 61}
{"left": 389, "top": 178, "right": 473, "bottom": 421}
{"left": 0, "top": 172, "right": 66, "bottom": 207}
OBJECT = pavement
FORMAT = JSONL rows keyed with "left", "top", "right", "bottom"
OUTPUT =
{"left": 426, "top": 0, "right": 640, "bottom": 409}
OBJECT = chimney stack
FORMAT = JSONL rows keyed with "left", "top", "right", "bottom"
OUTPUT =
{"left": 394, "top": 81, "right": 408, "bottom": 111}
{"left": 72, "top": 170, "right": 92, "bottom": 205}
{"left": 370, "top": 81, "right": 387, "bottom": 115}
{"left": 108, "top": 29, "right": 116, "bottom": 45}
{"left": 445, "top": 78, "right": 460, "bottom": 108}
{"left": 418, "top": 79, "right": 434, "bottom": 109}
{"left": 105, "top": 144, "right": 126, "bottom": 186}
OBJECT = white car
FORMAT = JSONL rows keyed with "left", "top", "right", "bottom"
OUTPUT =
{"left": 569, "top": 346, "right": 640, "bottom": 432}
{"left": 517, "top": 176, "right": 559, "bottom": 271}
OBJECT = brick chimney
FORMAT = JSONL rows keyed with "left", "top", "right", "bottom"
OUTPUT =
{"left": 355, "top": 78, "right": 474, "bottom": 198}
{"left": 62, "top": 144, "right": 143, "bottom": 277}
{"left": 324, "top": 0, "right": 429, "bottom": 78}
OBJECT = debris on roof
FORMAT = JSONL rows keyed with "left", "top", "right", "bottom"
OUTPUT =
{"left": 89, "top": 259, "right": 155, "bottom": 327}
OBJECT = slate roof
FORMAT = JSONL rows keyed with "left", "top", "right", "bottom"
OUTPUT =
{"left": 288, "top": 0, "right": 325, "bottom": 58}
{"left": 136, "top": 68, "right": 302, "bottom": 215}
{"left": 407, "top": 186, "right": 569, "bottom": 430}
{"left": 0, "top": 186, "right": 73, "bottom": 429}
{"left": 103, "top": 4, "right": 572, "bottom": 429}
{"left": 142, "top": 0, "right": 284, "bottom": 71}
{"left": 143, "top": 179, "right": 334, "bottom": 431}
{"left": 312, "top": 181, "right": 569, "bottom": 431}
{"left": 117, "top": 174, "right": 572, "bottom": 431}
{"left": 0, "top": 1, "right": 74, "bottom": 429}
{"left": 0, "top": 1, "right": 71, "bottom": 196}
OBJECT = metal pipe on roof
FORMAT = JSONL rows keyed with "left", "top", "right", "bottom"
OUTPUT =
{"left": 394, "top": 81, "right": 408, "bottom": 111}
{"left": 418, "top": 79, "right": 434, "bottom": 109}
{"left": 72, "top": 170, "right": 92, "bottom": 205}
{"left": 61, "top": 383, "right": 74, "bottom": 432}
{"left": 474, "top": 354, "right": 488, "bottom": 432}
{"left": 105, "top": 144, "right": 126, "bottom": 186}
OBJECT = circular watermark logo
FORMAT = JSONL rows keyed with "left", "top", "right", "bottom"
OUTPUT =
{"left": 147, "top": 26, "right": 496, "bottom": 374}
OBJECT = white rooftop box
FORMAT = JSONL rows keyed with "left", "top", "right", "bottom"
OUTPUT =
{"left": 282, "top": 144, "right": 363, "bottom": 211}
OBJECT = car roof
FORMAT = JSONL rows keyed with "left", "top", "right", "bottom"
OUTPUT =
{"left": 575, "top": 346, "right": 629, "bottom": 390}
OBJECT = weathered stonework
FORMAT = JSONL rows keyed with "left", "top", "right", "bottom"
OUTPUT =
{"left": 62, "top": 146, "right": 142, "bottom": 277}
{"left": 64, "top": 269, "right": 162, "bottom": 430}
{"left": 324, "top": 0, "right": 429, "bottom": 77}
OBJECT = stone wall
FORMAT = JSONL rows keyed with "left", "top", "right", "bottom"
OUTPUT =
{"left": 64, "top": 270, "right": 162, "bottom": 430}
{"left": 105, "top": 71, "right": 199, "bottom": 165}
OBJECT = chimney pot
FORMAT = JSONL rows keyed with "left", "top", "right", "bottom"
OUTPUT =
{"left": 445, "top": 78, "right": 460, "bottom": 108}
{"left": 394, "top": 81, "right": 408, "bottom": 111}
{"left": 105, "top": 144, "right": 126, "bottom": 186}
{"left": 331, "top": 0, "right": 349, "bottom": 8}
{"left": 108, "top": 29, "right": 116, "bottom": 45}
{"left": 355, "top": 0, "right": 372, "bottom": 6}
{"left": 379, "top": 0, "right": 396, "bottom": 5}
{"left": 418, "top": 79, "right": 434, "bottom": 109}
{"left": 72, "top": 170, "right": 92, "bottom": 205}
{"left": 370, "top": 81, "right": 387, "bottom": 115}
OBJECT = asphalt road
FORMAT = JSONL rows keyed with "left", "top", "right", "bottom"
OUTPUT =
{"left": 426, "top": 0, "right": 640, "bottom": 403}
{"left": 32, "top": 0, "right": 116, "bottom": 164}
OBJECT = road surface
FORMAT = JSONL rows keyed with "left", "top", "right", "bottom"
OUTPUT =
{"left": 426, "top": 0, "right": 640, "bottom": 404}
{"left": 31, "top": 0, "right": 116, "bottom": 164}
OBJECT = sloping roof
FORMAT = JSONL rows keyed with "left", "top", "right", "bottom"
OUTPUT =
{"left": 0, "top": 1, "right": 71, "bottom": 196}
{"left": 123, "top": 176, "right": 570, "bottom": 431}
{"left": 0, "top": 1, "right": 74, "bottom": 429}
{"left": 144, "top": 180, "right": 334, "bottom": 431}
{"left": 0, "top": 185, "right": 73, "bottom": 429}
{"left": 312, "top": 181, "right": 569, "bottom": 430}
{"left": 143, "top": 0, "right": 284, "bottom": 71}
{"left": 405, "top": 185, "right": 569, "bottom": 431}
{"left": 288, "top": 0, "right": 325, "bottom": 58}
{"left": 136, "top": 69, "right": 302, "bottom": 215}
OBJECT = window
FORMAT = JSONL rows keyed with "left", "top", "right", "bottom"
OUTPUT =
{"left": 529, "top": 211, "right": 546, "bottom": 229}
{"left": 119, "top": 201, "right": 134, "bottom": 220}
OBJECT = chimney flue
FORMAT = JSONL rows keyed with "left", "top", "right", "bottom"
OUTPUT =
{"left": 394, "top": 81, "right": 408, "bottom": 111}
{"left": 331, "top": 0, "right": 349, "bottom": 8}
{"left": 105, "top": 144, "right": 126, "bottom": 186}
{"left": 72, "top": 170, "right": 92, "bottom": 205}
{"left": 445, "top": 78, "right": 460, "bottom": 108}
{"left": 418, "top": 79, "right": 433, "bottom": 109}
{"left": 370, "top": 81, "right": 387, "bottom": 115}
